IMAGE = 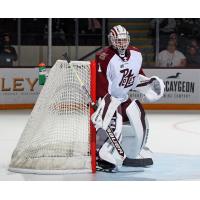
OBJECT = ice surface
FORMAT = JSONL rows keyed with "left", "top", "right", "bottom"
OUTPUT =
{"left": 0, "top": 110, "right": 200, "bottom": 181}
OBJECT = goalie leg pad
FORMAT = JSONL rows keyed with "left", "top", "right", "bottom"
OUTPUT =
{"left": 91, "top": 94, "right": 121, "bottom": 130}
{"left": 125, "top": 100, "right": 149, "bottom": 158}
{"left": 97, "top": 110, "right": 124, "bottom": 167}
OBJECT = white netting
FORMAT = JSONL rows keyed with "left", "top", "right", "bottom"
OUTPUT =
{"left": 9, "top": 60, "right": 93, "bottom": 174}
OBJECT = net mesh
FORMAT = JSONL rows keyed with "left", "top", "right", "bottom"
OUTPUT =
{"left": 9, "top": 60, "right": 93, "bottom": 174}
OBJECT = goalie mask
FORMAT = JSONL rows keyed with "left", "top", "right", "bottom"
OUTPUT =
{"left": 108, "top": 25, "right": 130, "bottom": 57}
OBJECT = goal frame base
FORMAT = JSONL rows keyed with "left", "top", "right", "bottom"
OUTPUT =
{"left": 8, "top": 167, "right": 92, "bottom": 175}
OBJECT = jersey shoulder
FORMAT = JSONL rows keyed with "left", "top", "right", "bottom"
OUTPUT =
{"left": 96, "top": 46, "right": 116, "bottom": 63}
{"left": 128, "top": 46, "right": 142, "bottom": 61}
{"left": 128, "top": 46, "right": 141, "bottom": 53}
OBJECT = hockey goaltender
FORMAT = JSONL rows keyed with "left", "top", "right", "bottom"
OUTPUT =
{"left": 91, "top": 25, "right": 165, "bottom": 172}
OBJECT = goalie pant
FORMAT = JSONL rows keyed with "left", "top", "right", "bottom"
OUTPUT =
{"left": 94, "top": 94, "right": 149, "bottom": 168}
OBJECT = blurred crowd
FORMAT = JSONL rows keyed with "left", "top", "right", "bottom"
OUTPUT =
{"left": 0, "top": 33, "right": 17, "bottom": 66}
{"left": 0, "top": 18, "right": 103, "bottom": 46}
{"left": 151, "top": 18, "right": 200, "bottom": 67}
{"left": 0, "top": 18, "right": 104, "bottom": 66}
{"left": 0, "top": 18, "right": 200, "bottom": 67}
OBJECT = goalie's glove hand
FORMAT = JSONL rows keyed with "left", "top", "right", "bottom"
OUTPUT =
{"left": 145, "top": 76, "right": 165, "bottom": 102}
{"left": 151, "top": 78, "right": 162, "bottom": 95}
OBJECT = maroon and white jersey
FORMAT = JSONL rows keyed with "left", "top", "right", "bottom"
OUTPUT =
{"left": 96, "top": 46, "right": 144, "bottom": 102}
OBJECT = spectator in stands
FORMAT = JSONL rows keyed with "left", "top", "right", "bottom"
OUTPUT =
{"left": 169, "top": 33, "right": 178, "bottom": 45}
{"left": 150, "top": 18, "right": 176, "bottom": 51}
{"left": 189, "top": 39, "right": 200, "bottom": 53}
{"left": 52, "top": 19, "right": 66, "bottom": 45}
{"left": 62, "top": 19, "right": 75, "bottom": 45}
{"left": 79, "top": 18, "right": 102, "bottom": 45}
{"left": 186, "top": 44, "right": 200, "bottom": 67}
{"left": 169, "top": 32, "right": 188, "bottom": 54}
{"left": 157, "top": 39, "right": 186, "bottom": 67}
{"left": 0, "top": 33, "right": 17, "bottom": 66}
{"left": 88, "top": 19, "right": 101, "bottom": 34}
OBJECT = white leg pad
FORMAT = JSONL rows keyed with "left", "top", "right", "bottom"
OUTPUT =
{"left": 124, "top": 100, "right": 149, "bottom": 158}
{"left": 98, "top": 111, "right": 124, "bottom": 167}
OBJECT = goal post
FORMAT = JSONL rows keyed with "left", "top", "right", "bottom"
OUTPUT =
{"left": 8, "top": 60, "right": 96, "bottom": 174}
{"left": 90, "top": 60, "right": 97, "bottom": 173}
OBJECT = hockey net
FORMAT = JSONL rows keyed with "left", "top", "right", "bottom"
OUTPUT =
{"left": 9, "top": 60, "right": 96, "bottom": 174}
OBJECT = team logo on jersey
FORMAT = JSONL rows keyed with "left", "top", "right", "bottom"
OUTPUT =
{"left": 119, "top": 69, "right": 135, "bottom": 88}
{"left": 99, "top": 52, "right": 108, "bottom": 60}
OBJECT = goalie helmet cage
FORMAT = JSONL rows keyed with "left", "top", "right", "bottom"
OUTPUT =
{"left": 9, "top": 60, "right": 96, "bottom": 174}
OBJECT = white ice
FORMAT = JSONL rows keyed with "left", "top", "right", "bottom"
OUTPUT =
{"left": 0, "top": 110, "right": 200, "bottom": 181}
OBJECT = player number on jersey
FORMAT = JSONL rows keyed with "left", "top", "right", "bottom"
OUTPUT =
{"left": 119, "top": 69, "right": 135, "bottom": 88}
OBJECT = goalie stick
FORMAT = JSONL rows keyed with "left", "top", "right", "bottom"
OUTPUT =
{"left": 63, "top": 55, "right": 153, "bottom": 168}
